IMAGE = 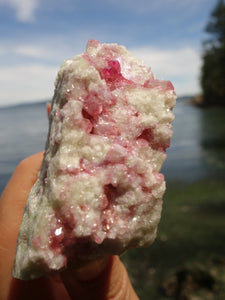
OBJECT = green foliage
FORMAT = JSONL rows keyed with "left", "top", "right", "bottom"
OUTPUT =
{"left": 200, "top": 0, "right": 225, "bottom": 105}
{"left": 205, "top": 0, "right": 225, "bottom": 46}
{"left": 121, "top": 180, "right": 225, "bottom": 299}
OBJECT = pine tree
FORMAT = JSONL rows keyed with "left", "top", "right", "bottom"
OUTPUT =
{"left": 201, "top": 0, "right": 225, "bottom": 105}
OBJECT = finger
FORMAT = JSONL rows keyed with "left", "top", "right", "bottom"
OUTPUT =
{"left": 0, "top": 152, "right": 44, "bottom": 299}
{"left": 7, "top": 276, "right": 68, "bottom": 300}
{"left": 46, "top": 102, "right": 51, "bottom": 117}
{"left": 0, "top": 151, "right": 44, "bottom": 231}
{"left": 61, "top": 255, "right": 139, "bottom": 300}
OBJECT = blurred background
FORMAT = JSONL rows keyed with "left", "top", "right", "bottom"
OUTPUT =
{"left": 0, "top": 0, "right": 225, "bottom": 299}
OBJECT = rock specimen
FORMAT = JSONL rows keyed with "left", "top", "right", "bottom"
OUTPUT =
{"left": 13, "top": 40, "right": 176, "bottom": 280}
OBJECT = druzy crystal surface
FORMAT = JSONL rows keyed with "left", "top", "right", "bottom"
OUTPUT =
{"left": 13, "top": 40, "right": 176, "bottom": 280}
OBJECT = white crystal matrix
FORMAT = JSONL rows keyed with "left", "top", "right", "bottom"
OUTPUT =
{"left": 13, "top": 40, "right": 176, "bottom": 280}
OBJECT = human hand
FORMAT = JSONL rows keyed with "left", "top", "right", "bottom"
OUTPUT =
{"left": 0, "top": 152, "right": 139, "bottom": 300}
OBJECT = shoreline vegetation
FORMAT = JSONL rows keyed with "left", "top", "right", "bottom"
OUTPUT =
{"left": 122, "top": 178, "right": 225, "bottom": 300}
{"left": 200, "top": 0, "right": 225, "bottom": 109}
{"left": 191, "top": 95, "right": 225, "bottom": 108}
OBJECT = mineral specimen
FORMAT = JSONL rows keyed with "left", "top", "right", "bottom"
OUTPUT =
{"left": 13, "top": 40, "right": 176, "bottom": 280}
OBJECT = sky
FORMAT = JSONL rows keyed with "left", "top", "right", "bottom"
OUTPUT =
{"left": 0, "top": 0, "right": 217, "bottom": 106}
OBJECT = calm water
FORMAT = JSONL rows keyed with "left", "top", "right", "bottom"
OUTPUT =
{"left": 163, "top": 98, "right": 225, "bottom": 181}
{"left": 0, "top": 99, "right": 225, "bottom": 193}
{"left": 0, "top": 102, "right": 49, "bottom": 193}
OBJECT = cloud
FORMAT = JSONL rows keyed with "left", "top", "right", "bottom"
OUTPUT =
{"left": 0, "top": 0, "right": 38, "bottom": 22}
{"left": 0, "top": 64, "right": 58, "bottom": 106}
{"left": 15, "top": 45, "right": 52, "bottom": 59}
{"left": 0, "top": 42, "right": 201, "bottom": 106}
{"left": 0, "top": 34, "right": 85, "bottom": 64}
{"left": 131, "top": 46, "right": 201, "bottom": 95}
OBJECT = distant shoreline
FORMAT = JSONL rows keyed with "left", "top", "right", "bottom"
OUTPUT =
{"left": 0, "top": 99, "right": 51, "bottom": 110}
{"left": 0, "top": 96, "right": 196, "bottom": 110}
{"left": 2, "top": 95, "right": 224, "bottom": 110}
{"left": 192, "top": 95, "right": 225, "bottom": 108}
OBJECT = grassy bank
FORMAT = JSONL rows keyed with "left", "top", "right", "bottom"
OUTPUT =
{"left": 121, "top": 179, "right": 225, "bottom": 299}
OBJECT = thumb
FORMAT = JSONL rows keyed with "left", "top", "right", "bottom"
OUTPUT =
{"left": 61, "top": 255, "right": 139, "bottom": 300}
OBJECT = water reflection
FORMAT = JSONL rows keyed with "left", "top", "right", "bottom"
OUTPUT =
{"left": 162, "top": 98, "right": 225, "bottom": 182}
{"left": 200, "top": 106, "right": 225, "bottom": 177}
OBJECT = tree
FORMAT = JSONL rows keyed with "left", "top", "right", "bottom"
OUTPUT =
{"left": 200, "top": 0, "right": 225, "bottom": 105}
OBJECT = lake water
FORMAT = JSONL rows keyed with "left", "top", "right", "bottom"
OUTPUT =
{"left": 163, "top": 98, "right": 225, "bottom": 181}
{"left": 0, "top": 98, "right": 225, "bottom": 194}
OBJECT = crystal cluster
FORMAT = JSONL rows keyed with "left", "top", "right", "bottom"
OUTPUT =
{"left": 13, "top": 40, "right": 176, "bottom": 280}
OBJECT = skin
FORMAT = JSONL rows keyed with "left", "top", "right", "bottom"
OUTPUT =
{"left": 0, "top": 152, "right": 139, "bottom": 300}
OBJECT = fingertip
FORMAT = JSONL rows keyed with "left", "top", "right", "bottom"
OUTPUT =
{"left": 46, "top": 102, "right": 51, "bottom": 117}
{"left": 60, "top": 255, "right": 110, "bottom": 288}
{"left": 61, "top": 255, "right": 139, "bottom": 300}
{"left": 74, "top": 256, "right": 110, "bottom": 282}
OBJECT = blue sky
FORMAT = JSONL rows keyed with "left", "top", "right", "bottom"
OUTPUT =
{"left": 0, "top": 0, "right": 216, "bottom": 106}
